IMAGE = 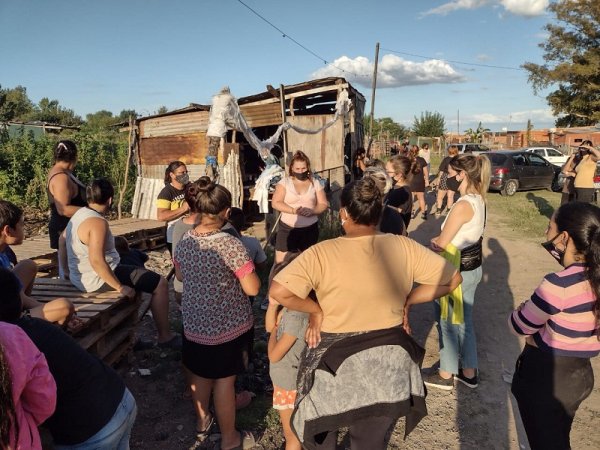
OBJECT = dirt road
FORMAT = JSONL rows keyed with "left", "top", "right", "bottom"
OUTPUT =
{"left": 127, "top": 207, "right": 600, "bottom": 449}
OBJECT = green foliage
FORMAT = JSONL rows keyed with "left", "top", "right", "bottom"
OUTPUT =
{"left": 0, "top": 130, "right": 136, "bottom": 212}
{"left": 523, "top": 0, "right": 600, "bottom": 126}
{"left": 28, "top": 97, "right": 82, "bottom": 126}
{"left": 363, "top": 116, "right": 408, "bottom": 140}
{"left": 0, "top": 85, "right": 34, "bottom": 122}
{"left": 464, "top": 122, "right": 491, "bottom": 143}
{"left": 412, "top": 111, "right": 446, "bottom": 137}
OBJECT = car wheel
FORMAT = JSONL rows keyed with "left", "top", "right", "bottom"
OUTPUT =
{"left": 550, "top": 175, "right": 562, "bottom": 192}
{"left": 501, "top": 179, "right": 518, "bottom": 196}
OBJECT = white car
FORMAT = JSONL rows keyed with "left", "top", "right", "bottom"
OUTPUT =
{"left": 524, "top": 147, "right": 568, "bottom": 167}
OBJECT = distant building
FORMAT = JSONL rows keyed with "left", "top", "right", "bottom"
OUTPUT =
{"left": 1, "top": 121, "right": 80, "bottom": 139}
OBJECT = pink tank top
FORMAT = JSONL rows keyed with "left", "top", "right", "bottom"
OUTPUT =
{"left": 279, "top": 177, "right": 323, "bottom": 228}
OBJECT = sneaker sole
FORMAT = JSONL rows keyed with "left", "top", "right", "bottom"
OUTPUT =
{"left": 454, "top": 377, "right": 478, "bottom": 389}
{"left": 423, "top": 380, "right": 454, "bottom": 391}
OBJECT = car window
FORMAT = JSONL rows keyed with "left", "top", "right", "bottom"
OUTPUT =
{"left": 533, "top": 149, "right": 544, "bottom": 156}
{"left": 512, "top": 155, "right": 528, "bottom": 166}
{"left": 477, "top": 145, "right": 490, "bottom": 152}
{"left": 547, "top": 149, "right": 562, "bottom": 157}
{"left": 488, "top": 154, "right": 507, "bottom": 165}
{"left": 528, "top": 154, "right": 548, "bottom": 167}
{"left": 465, "top": 145, "right": 477, "bottom": 153}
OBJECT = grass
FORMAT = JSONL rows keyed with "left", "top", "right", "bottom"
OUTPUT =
{"left": 486, "top": 189, "right": 561, "bottom": 237}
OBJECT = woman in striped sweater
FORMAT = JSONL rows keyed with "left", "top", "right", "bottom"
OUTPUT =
{"left": 509, "top": 201, "right": 600, "bottom": 450}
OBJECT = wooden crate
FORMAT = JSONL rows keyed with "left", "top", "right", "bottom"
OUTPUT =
{"left": 31, "top": 278, "right": 140, "bottom": 366}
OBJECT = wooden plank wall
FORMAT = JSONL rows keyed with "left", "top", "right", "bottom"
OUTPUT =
{"left": 285, "top": 115, "right": 344, "bottom": 172}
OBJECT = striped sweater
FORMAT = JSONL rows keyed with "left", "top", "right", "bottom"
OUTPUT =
{"left": 509, "top": 263, "right": 600, "bottom": 358}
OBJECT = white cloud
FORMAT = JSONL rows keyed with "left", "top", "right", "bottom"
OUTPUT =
{"left": 311, "top": 54, "right": 466, "bottom": 88}
{"left": 422, "top": 0, "right": 548, "bottom": 17}
{"left": 471, "top": 109, "right": 554, "bottom": 124}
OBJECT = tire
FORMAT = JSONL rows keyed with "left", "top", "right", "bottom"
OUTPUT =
{"left": 501, "top": 179, "right": 518, "bottom": 196}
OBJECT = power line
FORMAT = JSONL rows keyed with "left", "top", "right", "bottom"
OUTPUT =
{"left": 381, "top": 47, "right": 525, "bottom": 71}
{"left": 235, "top": 0, "right": 370, "bottom": 79}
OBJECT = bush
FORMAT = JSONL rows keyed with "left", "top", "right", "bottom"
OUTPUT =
{"left": 0, "top": 128, "right": 136, "bottom": 212}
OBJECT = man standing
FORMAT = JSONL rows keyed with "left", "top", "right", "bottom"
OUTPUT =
{"left": 62, "top": 178, "right": 180, "bottom": 348}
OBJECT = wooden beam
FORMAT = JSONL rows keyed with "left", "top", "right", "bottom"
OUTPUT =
{"left": 244, "top": 83, "right": 349, "bottom": 106}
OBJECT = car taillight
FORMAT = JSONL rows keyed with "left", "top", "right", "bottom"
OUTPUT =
{"left": 493, "top": 167, "right": 509, "bottom": 175}
{"left": 594, "top": 175, "right": 600, "bottom": 183}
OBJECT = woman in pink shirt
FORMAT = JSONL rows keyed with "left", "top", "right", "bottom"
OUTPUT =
{"left": 0, "top": 321, "right": 56, "bottom": 450}
{"left": 271, "top": 151, "right": 329, "bottom": 264}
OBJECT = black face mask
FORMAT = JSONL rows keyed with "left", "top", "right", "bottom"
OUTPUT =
{"left": 541, "top": 233, "right": 565, "bottom": 266}
{"left": 294, "top": 171, "right": 310, "bottom": 181}
{"left": 391, "top": 177, "right": 398, "bottom": 186}
{"left": 175, "top": 173, "right": 190, "bottom": 185}
{"left": 446, "top": 175, "right": 461, "bottom": 192}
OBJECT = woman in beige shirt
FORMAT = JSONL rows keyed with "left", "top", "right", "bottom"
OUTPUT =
{"left": 563, "top": 141, "right": 600, "bottom": 203}
{"left": 270, "top": 178, "right": 461, "bottom": 449}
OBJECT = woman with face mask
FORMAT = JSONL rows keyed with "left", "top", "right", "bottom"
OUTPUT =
{"left": 271, "top": 151, "right": 329, "bottom": 264}
{"left": 385, "top": 155, "right": 413, "bottom": 229}
{"left": 269, "top": 178, "right": 461, "bottom": 450}
{"left": 425, "top": 154, "right": 491, "bottom": 391}
{"left": 431, "top": 145, "right": 459, "bottom": 217}
{"left": 156, "top": 161, "right": 191, "bottom": 254}
{"left": 509, "top": 202, "right": 600, "bottom": 450}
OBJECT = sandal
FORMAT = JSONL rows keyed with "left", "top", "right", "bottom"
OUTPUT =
{"left": 195, "top": 415, "right": 215, "bottom": 441}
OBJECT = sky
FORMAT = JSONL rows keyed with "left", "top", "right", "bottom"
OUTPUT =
{"left": 1, "top": 0, "right": 558, "bottom": 133}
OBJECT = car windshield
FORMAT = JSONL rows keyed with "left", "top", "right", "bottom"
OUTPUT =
{"left": 488, "top": 154, "right": 507, "bottom": 165}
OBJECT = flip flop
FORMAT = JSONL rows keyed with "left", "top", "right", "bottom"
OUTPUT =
{"left": 195, "top": 415, "right": 214, "bottom": 441}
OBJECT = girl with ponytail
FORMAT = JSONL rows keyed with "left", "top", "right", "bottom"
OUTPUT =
{"left": 407, "top": 145, "right": 430, "bottom": 220}
{"left": 425, "top": 154, "right": 491, "bottom": 391}
{"left": 509, "top": 201, "right": 600, "bottom": 449}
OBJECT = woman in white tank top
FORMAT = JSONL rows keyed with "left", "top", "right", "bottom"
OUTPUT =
{"left": 425, "top": 154, "right": 491, "bottom": 391}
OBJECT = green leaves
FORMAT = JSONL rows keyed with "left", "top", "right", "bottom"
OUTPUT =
{"left": 412, "top": 111, "right": 446, "bottom": 137}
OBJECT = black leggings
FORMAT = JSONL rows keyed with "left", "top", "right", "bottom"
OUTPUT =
{"left": 312, "top": 415, "right": 396, "bottom": 450}
{"left": 511, "top": 344, "right": 594, "bottom": 450}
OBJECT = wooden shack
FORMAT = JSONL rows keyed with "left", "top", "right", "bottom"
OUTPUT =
{"left": 131, "top": 77, "right": 366, "bottom": 219}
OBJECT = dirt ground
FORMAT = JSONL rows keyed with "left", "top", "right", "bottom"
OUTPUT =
{"left": 120, "top": 204, "right": 600, "bottom": 450}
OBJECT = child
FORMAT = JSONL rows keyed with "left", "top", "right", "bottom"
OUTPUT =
{"left": 266, "top": 254, "right": 309, "bottom": 450}
{"left": 229, "top": 207, "right": 267, "bottom": 271}
{"left": 114, "top": 236, "right": 149, "bottom": 268}
{"left": 0, "top": 200, "right": 75, "bottom": 327}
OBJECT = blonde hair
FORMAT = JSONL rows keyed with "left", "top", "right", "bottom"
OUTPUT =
{"left": 449, "top": 154, "right": 491, "bottom": 200}
{"left": 448, "top": 145, "right": 459, "bottom": 157}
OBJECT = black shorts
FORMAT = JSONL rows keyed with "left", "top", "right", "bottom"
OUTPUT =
{"left": 114, "top": 264, "right": 161, "bottom": 293}
{"left": 275, "top": 221, "right": 319, "bottom": 253}
{"left": 182, "top": 328, "right": 254, "bottom": 379}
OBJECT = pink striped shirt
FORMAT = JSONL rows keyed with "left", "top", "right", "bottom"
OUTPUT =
{"left": 509, "top": 264, "right": 600, "bottom": 358}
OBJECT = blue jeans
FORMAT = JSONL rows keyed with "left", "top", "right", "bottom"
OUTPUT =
{"left": 54, "top": 388, "right": 137, "bottom": 450}
{"left": 434, "top": 266, "right": 482, "bottom": 374}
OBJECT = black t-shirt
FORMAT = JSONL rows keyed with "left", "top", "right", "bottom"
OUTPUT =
{"left": 385, "top": 186, "right": 413, "bottom": 227}
{"left": 379, "top": 206, "right": 406, "bottom": 235}
{"left": 17, "top": 317, "right": 126, "bottom": 445}
{"left": 439, "top": 156, "right": 452, "bottom": 173}
{"left": 409, "top": 157, "right": 428, "bottom": 192}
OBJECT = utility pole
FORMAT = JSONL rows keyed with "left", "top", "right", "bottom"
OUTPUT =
{"left": 367, "top": 42, "right": 380, "bottom": 155}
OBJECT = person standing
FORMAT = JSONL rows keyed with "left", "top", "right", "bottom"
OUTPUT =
{"left": 385, "top": 155, "right": 413, "bottom": 229}
{"left": 156, "top": 161, "right": 190, "bottom": 254}
{"left": 425, "top": 154, "right": 490, "bottom": 390}
{"left": 419, "top": 142, "right": 432, "bottom": 174}
{"left": 269, "top": 178, "right": 461, "bottom": 450}
{"left": 565, "top": 141, "right": 600, "bottom": 203}
{"left": 173, "top": 177, "right": 259, "bottom": 450}
{"left": 509, "top": 202, "right": 600, "bottom": 450}
{"left": 47, "top": 140, "right": 87, "bottom": 250}
{"left": 271, "top": 151, "right": 328, "bottom": 264}
{"left": 431, "top": 145, "right": 459, "bottom": 217}
{"left": 408, "top": 145, "right": 430, "bottom": 220}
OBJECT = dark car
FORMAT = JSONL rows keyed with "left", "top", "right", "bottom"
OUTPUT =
{"left": 488, "top": 151, "right": 561, "bottom": 196}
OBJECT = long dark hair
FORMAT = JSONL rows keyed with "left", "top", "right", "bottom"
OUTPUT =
{"left": 555, "top": 202, "right": 600, "bottom": 338}
{"left": 0, "top": 342, "right": 19, "bottom": 449}
{"left": 408, "top": 145, "right": 422, "bottom": 175}
{"left": 53, "top": 140, "right": 78, "bottom": 163}
{"left": 164, "top": 161, "right": 186, "bottom": 185}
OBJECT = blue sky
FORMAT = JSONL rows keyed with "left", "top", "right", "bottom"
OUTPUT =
{"left": 1, "top": 0, "right": 556, "bottom": 132}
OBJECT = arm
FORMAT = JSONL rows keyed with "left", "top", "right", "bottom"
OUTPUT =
{"left": 239, "top": 271, "right": 260, "bottom": 296}
{"left": 156, "top": 203, "right": 189, "bottom": 222}
{"left": 83, "top": 219, "right": 135, "bottom": 298}
{"left": 312, "top": 186, "right": 329, "bottom": 215}
{"left": 561, "top": 155, "right": 577, "bottom": 176}
{"left": 265, "top": 303, "right": 279, "bottom": 332}
{"left": 48, "top": 173, "right": 82, "bottom": 218}
{"left": 581, "top": 144, "right": 600, "bottom": 163}
{"left": 58, "top": 230, "right": 69, "bottom": 280}
{"left": 423, "top": 164, "right": 430, "bottom": 187}
{"left": 430, "top": 202, "right": 473, "bottom": 251}
{"left": 268, "top": 329, "right": 299, "bottom": 363}
{"left": 271, "top": 183, "right": 297, "bottom": 215}
{"left": 508, "top": 280, "right": 556, "bottom": 337}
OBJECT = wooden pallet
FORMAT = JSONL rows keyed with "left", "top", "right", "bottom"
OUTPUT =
{"left": 31, "top": 278, "right": 140, "bottom": 366}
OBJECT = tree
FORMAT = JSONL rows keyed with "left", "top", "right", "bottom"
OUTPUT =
{"left": 464, "top": 122, "right": 491, "bottom": 143}
{"left": 412, "top": 111, "right": 446, "bottom": 137}
{"left": 155, "top": 106, "right": 169, "bottom": 115}
{"left": 84, "top": 110, "right": 117, "bottom": 131}
{"left": 0, "top": 85, "right": 34, "bottom": 122}
{"left": 526, "top": 119, "right": 534, "bottom": 146}
{"left": 364, "top": 116, "right": 409, "bottom": 140}
{"left": 29, "top": 97, "right": 82, "bottom": 126}
{"left": 523, "top": 0, "right": 600, "bottom": 127}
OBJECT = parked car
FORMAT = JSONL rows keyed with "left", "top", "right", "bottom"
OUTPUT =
{"left": 488, "top": 150, "right": 561, "bottom": 196}
{"left": 524, "top": 147, "right": 568, "bottom": 167}
{"left": 446, "top": 143, "right": 491, "bottom": 155}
